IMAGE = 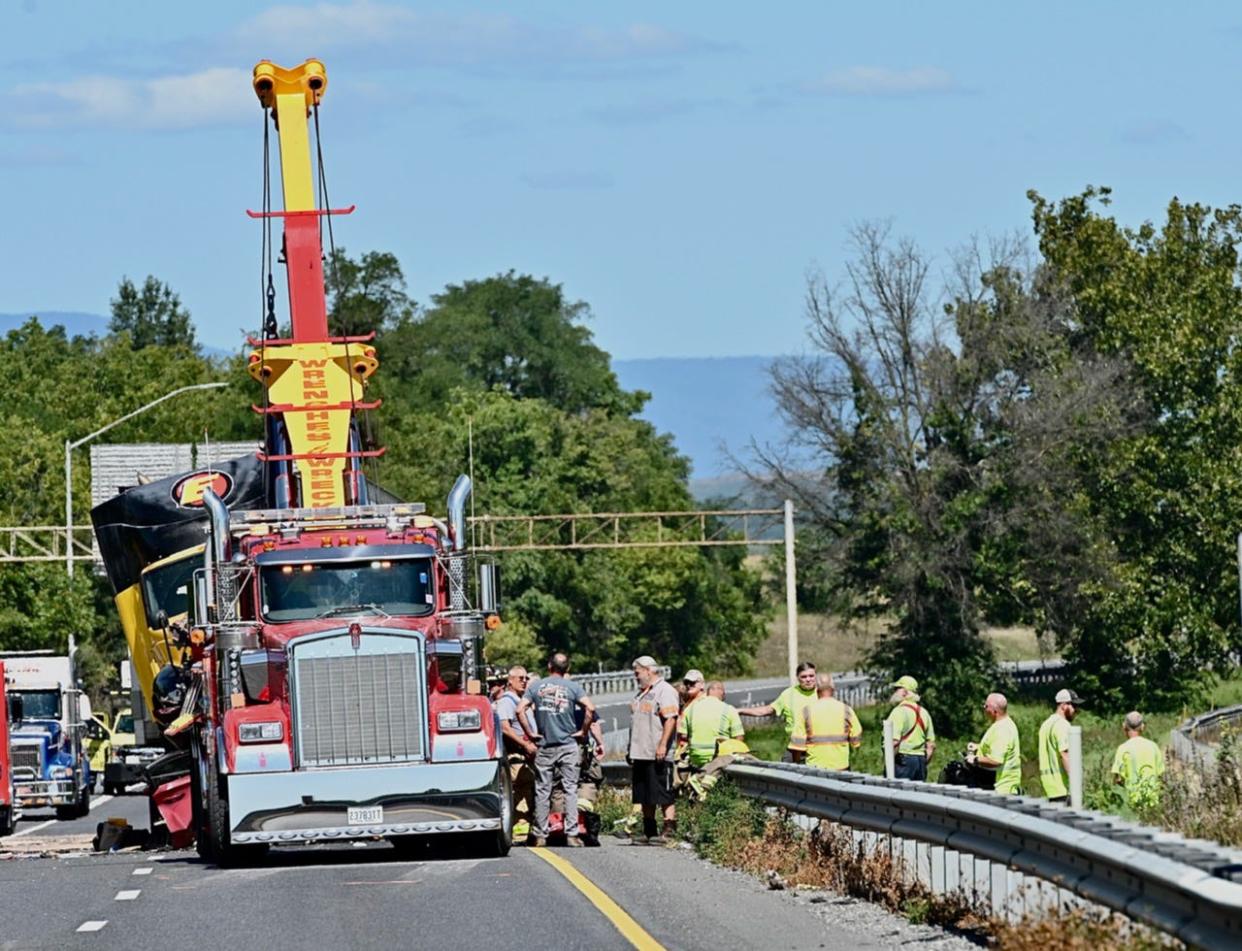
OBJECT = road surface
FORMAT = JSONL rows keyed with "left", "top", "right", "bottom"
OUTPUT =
{"left": 1, "top": 792, "right": 974, "bottom": 951}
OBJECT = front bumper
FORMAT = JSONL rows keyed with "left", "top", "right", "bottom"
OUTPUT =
{"left": 226, "top": 759, "right": 503, "bottom": 845}
{"left": 14, "top": 780, "right": 76, "bottom": 806}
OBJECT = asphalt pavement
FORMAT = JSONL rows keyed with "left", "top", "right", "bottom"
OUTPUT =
{"left": 0, "top": 825, "right": 975, "bottom": 950}
{"left": 9, "top": 791, "right": 150, "bottom": 840}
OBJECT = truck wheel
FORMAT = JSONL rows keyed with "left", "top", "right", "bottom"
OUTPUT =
{"left": 55, "top": 804, "right": 76, "bottom": 821}
{"left": 0, "top": 805, "right": 14, "bottom": 838}
{"left": 196, "top": 736, "right": 266, "bottom": 868}
{"left": 75, "top": 786, "right": 91, "bottom": 819}
{"left": 478, "top": 764, "right": 513, "bottom": 858}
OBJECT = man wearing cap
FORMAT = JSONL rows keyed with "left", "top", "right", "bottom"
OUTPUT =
{"left": 494, "top": 665, "right": 537, "bottom": 842}
{"left": 738, "top": 661, "right": 819, "bottom": 762}
{"left": 968, "top": 693, "right": 1022, "bottom": 794}
{"left": 628, "top": 656, "right": 681, "bottom": 842}
{"left": 1038, "top": 688, "right": 1083, "bottom": 803}
{"left": 678, "top": 680, "right": 746, "bottom": 770}
{"left": 884, "top": 675, "right": 935, "bottom": 781}
{"left": 1111, "top": 711, "right": 1165, "bottom": 809}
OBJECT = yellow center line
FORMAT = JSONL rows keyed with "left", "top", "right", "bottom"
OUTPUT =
{"left": 529, "top": 849, "right": 666, "bottom": 951}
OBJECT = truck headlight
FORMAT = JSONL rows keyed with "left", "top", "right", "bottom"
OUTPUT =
{"left": 238, "top": 722, "right": 284, "bottom": 743}
{"left": 50, "top": 766, "right": 73, "bottom": 779}
{"left": 437, "top": 710, "right": 481, "bottom": 732}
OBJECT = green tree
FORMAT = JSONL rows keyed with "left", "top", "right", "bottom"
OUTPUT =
{"left": 380, "top": 272, "right": 641, "bottom": 416}
{"left": 761, "top": 225, "right": 1129, "bottom": 734}
{"left": 382, "top": 388, "right": 768, "bottom": 673}
{"left": 1028, "top": 188, "right": 1242, "bottom": 710}
{"left": 325, "top": 248, "right": 415, "bottom": 337}
{"left": 109, "top": 276, "right": 198, "bottom": 351}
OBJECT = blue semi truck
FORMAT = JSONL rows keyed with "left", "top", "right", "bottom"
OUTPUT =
{"left": 1, "top": 646, "right": 93, "bottom": 820}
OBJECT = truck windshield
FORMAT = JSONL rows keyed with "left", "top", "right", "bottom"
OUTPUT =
{"left": 260, "top": 558, "right": 435, "bottom": 622}
{"left": 141, "top": 553, "right": 201, "bottom": 628}
{"left": 116, "top": 713, "right": 134, "bottom": 734}
{"left": 13, "top": 690, "right": 59, "bottom": 719}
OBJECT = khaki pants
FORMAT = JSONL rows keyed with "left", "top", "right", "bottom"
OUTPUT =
{"left": 508, "top": 755, "right": 534, "bottom": 828}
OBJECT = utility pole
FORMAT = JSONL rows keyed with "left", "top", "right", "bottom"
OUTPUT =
{"left": 784, "top": 499, "right": 798, "bottom": 685}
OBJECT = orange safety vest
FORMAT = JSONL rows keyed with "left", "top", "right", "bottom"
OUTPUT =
{"left": 792, "top": 697, "right": 861, "bottom": 770}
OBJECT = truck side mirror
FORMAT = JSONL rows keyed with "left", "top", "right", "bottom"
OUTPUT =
{"left": 479, "top": 563, "right": 501, "bottom": 614}
{"left": 156, "top": 609, "right": 169, "bottom": 630}
{"left": 8, "top": 693, "right": 22, "bottom": 722}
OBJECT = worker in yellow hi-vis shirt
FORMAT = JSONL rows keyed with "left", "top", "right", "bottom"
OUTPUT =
{"left": 884, "top": 675, "right": 935, "bottom": 781}
{"left": 737, "top": 662, "right": 819, "bottom": 763}
{"left": 968, "top": 692, "right": 1022, "bottom": 794}
{"left": 790, "top": 673, "right": 862, "bottom": 770}
{"left": 1111, "top": 711, "right": 1165, "bottom": 809}
{"left": 1037, "top": 688, "right": 1084, "bottom": 803}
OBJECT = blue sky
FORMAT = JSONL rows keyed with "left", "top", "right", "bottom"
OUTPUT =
{"left": 1, "top": 1, "right": 1237, "bottom": 359}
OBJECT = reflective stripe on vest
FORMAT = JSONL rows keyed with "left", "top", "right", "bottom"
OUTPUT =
{"left": 802, "top": 701, "right": 855, "bottom": 748}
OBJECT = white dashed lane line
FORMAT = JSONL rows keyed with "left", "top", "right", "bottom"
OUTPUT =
{"left": 77, "top": 921, "right": 108, "bottom": 933}
{"left": 133, "top": 867, "right": 153, "bottom": 876}
{"left": 114, "top": 890, "right": 140, "bottom": 901}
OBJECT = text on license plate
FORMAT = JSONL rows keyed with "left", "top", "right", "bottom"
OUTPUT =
{"left": 347, "top": 806, "right": 383, "bottom": 825}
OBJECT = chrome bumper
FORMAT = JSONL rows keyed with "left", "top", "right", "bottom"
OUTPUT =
{"left": 226, "top": 759, "right": 503, "bottom": 845}
{"left": 14, "top": 780, "right": 75, "bottom": 805}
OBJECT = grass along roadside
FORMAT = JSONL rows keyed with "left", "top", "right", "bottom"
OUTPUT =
{"left": 751, "top": 616, "right": 1053, "bottom": 678}
{"left": 672, "top": 779, "right": 1171, "bottom": 950}
{"left": 740, "top": 674, "right": 1242, "bottom": 844}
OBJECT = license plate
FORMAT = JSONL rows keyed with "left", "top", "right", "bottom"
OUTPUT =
{"left": 347, "top": 806, "right": 383, "bottom": 825}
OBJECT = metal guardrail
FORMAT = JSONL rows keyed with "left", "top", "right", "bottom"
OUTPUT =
{"left": 575, "top": 666, "right": 670, "bottom": 695}
{"left": 598, "top": 758, "right": 1242, "bottom": 949}
{"left": 1170, "top": 703, "right": 1242, "bottom": 776}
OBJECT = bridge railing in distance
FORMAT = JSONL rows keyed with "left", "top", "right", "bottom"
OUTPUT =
{"left": 598, "top": 759, "right": 1242, "bottom": 949}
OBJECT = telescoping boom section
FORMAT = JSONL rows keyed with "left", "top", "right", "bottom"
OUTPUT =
{"left": 133, "top": 60, "right": 509, "bottom": 864}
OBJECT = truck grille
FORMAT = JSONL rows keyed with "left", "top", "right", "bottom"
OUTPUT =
{"left": 291, "top": 632, "right": 425, "bottom": 768}
{"left": 11, "top": 744, "right": 41, "bottom": 777}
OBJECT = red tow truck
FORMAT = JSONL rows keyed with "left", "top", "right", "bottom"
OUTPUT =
{"left": 91, "top": 59, "right": 509, "bottom": 864}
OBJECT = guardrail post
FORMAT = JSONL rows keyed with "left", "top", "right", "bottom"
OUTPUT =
{"left": 1068, "top": 725, "right": 1083, "bottom": 809}
{"left": 883, "top": 719, "right": 896, "bottom": 779}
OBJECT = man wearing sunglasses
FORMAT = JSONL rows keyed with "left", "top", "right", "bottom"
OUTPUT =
{"left": 494, "top": 666, "right": 537, "bottom": 842}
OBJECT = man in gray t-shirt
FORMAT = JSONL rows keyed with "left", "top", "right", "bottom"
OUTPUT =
{"left": 518, "top": 652, "right": 596, "bottom": 846}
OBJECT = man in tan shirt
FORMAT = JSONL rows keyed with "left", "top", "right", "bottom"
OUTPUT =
{"left": 628, "top": 655, "right": 680, "bottom": 843}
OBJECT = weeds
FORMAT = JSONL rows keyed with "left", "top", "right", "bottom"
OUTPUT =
{"left": 676, "top": 780, "right": 1181, "bottom": 950}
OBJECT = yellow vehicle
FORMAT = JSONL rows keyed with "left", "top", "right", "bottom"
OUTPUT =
{"left": 113, "top": 546, "right": 201, "bottom": 714}
{"left": 86, "top": 715, "right": 113, "bottom": 787}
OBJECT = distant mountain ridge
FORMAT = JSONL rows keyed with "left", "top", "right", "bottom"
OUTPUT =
{"left": 2, "top": 311, "right": 786, "bottom": 489}
{"left": 0, "top": 311, "right": 108, "bottom": 337}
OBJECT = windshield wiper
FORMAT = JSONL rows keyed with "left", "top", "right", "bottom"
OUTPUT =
{"left": 314, "top": 603, "right": 392, "bottom": 619}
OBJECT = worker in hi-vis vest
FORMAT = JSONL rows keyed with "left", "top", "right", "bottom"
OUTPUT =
{"left": 884, "top": 675, "right": 935, "bottom": 781}
{"left": 737, "top": 662, "right": 819, "bottom": 763}
{"left": 677, "top": 680, "right": 745, "bottom": 769}
{"left": 789, "top": 673, "right": 862, "bottom": 770}
{"left": 1037, "top": 688, "right": 1084, "bottom": 803}
{"left": 1111, "top": 711, "right": 1165, "bottom": 809}
{"left": 968, "top": 692, "right": 1022, "bottom": 794}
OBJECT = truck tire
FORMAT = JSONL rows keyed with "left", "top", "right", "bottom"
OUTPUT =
{"left": 477, "top": 763, "right": 513, "bottom": 858}
{"left": 75, "top": 786, "right": 91, "bottom": 819}
{"left": 193, "top": 732, "right": 265, "bottom": 868}
{"left": 0, "top": 805, "right": 15, "bottom": 838}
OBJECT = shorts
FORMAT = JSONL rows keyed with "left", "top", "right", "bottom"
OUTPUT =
{"left": 631, "top": 759, "right": 675, "bottom": 807}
